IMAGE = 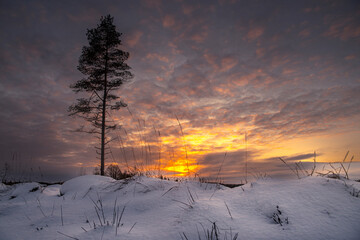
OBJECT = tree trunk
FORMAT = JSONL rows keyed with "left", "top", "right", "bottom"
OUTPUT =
{"left": 100, "top": 47, "right": 109, "bottom": 176}
{"left": 100, "top": 92, "right": 106, "bottom": 175}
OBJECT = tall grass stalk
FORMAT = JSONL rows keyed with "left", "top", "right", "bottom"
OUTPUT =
{"left": 212, "top": 152, "right": 227, "bottom": 184}
{"left": 323, "top": 151, "right": 354, "bottom": 180}
{"left": 279, "top": 157, "right": 300, "bottom": 179}
{"left": 57, "top": 231, "right": 79, "bottom": 240}
{"left": 116, "top": 205, "right": 126, "bottom": 235}
{"left": 175, "top": 114, "right": 189, "bottom": 175}
{"left": 128, "top": 222, "right": 137, "bottom": 233}
{"left": 245, "top": 131, "right": 248, "bottom": 183}
{"left": 61, "top": 205, "right": 64, "bottom": 226}
{"left": 224, "top": 201, "right": 233, "bottom": 220}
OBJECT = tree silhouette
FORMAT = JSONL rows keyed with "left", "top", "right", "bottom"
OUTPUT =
{"left": 69, "top": 15, "right": 133, "bottom": 175}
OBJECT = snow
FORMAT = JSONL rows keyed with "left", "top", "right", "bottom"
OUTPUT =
{"left": 8, "top": 182, "right": 42, "bottom": 198}
{"left": 0, "top": 183, "right": 8, "bottom": 191}
{"left": 59, "top": 175, "right": 115, "bottom": 196}
{"left": 42, "top": 185, "right": 61, "bottom": 197}
{"left": 0, "top": 175, "right": 359, "bottom": 240}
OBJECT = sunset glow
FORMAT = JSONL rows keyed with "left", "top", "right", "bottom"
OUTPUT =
{"left": 1, "top": 0, "right": 359, "bottom": 183}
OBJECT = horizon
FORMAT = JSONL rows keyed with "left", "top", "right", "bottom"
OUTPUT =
{"left": 1, "top": 0, "right": 360, "bottom": 183}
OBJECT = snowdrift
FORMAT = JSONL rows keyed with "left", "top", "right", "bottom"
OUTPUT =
{"left": 59, "top": 175, "right": 115, "bottom": 196}
{"left": 0, "top": 175, "right": 359, "bottom": 240}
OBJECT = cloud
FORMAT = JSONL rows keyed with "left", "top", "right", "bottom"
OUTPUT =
{"left": 245, "top": 26, "right": 265, "bottom": 41}
{"left": 182, "top": 3, "right": 198, "bottom": 15}
{"left": 345, "top": 55, "right": 356, "bottom": 61}
{"left": 163, "top": 14, "right": 175, "bottom": 28}
{"left": 142, "top": 0, "right": 162, "bottom": 10}
{"left": 303, "top": 6, "right": 321, "bottom": 13}
{"left": 125, "top": 30, "right": 143, "bottom": 48}
{"left": 191, "top": 31, "right": 208, "bottom": 43}
{"left": 196, "top": 150, "right": 320, "bottom": 183}
{"left": 324, "top": 17, "right": 360, "bottom": 41}
{"left": 197, "top": 150, "right": 248, "bottom": 178}
{"left": 298, "top": 29, "right": 311, "bottom": 38}
{"left": 285, "top": 153, "right": 318, "bottom": 162}
{"left": 250, "top": 86, "right": 360, "bottom": 141}
{"left": 145, "top": 53, "right": 170, "bottom": 63}
{"left": 220, "top": 57, "right": 238, "bottom": 72}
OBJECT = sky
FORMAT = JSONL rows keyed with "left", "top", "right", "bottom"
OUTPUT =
{"left": 0, "top": 0, "right": 360, "bottom": 183}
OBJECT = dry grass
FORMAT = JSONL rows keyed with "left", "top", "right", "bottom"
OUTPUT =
{"left": 317, "top": 151, "right": 354, "bottom": 180}
{"left": 279, "top": 151, "right": 317, "bottom": 179}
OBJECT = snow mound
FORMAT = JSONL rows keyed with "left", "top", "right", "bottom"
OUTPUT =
{"left": 10, "top": 182, "right": 42, "bottom": 198}
{"left": 0, "top": 176, "right": 359, "bottom": 240}
{"left": 42, "top": 184, "right": 61, "bottom": 196}
{"left": 0, "top": 183, "right": 8, "bottom": 191}
{"left": 60, "top": 175, "right": 115, "bottom": 196}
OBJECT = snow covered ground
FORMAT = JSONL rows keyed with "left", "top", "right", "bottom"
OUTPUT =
{"left": 0, "top": 175, "right": 359, "bottom": 240}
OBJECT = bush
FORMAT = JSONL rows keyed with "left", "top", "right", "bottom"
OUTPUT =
{"left": 94, "top": 164, "right": 136, "bottom": 180}
{"left": 105, "top": 164, "right": 123, "bottom": 179}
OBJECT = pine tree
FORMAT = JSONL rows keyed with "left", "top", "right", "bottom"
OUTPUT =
{"left": 68, "top": 15, "right": 133, "bottom": 175}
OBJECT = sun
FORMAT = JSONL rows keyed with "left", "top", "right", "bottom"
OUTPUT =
{"left": 163, "top": 162, "right": 200, "bottom": 176}
{"left": 158, "top": 124, "right": 247, "bottom": 177}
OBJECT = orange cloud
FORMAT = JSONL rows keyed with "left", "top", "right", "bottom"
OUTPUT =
{"left": 271, "top": 55, "right": 290, "bottom": 68}
{"left": 204, "top": 52, "right": 218, "bottom": 71}
{"left": 245, "top": 27, "right": 264, "bottom": 41}
{"left": 345, "top": 55, "right": 356, "bottom": 60}
{"left": 309, "top": 56, "right": 321, "bottom": 62}
{"left": 214, "top": 86, "right": 235, "bottom": 96}
{"left": 143, "top": 0, "right": 162, "bottom": 9}
{"left": 191, "top": 31, "right": 208, "bottom": 43}
{"left": 145, "top": 53, "right": 169, "bottom": 63}
{"left": 163, "top": 14, "right": 175, "bottom": 28}
{"left": 203, "top": 54, "right": 237, "bottom": 73}
{"left": 282, "top": 68, "right": 296, "bottom": 75}
{"left": 324, "top": 17, "right": 360, "bottom": 41}
{"left": 182, "top": 4, "right": 197, "bottom": 15}
{"left": 220, "top": 57, "right": 238, "bottom": 72}
{"left": 256, "top": 48, "right": 266, "bottom": 58}
{"left": 299, "top": 29, "right": 310, "bottom": 38}
{"left": 125, "top": 31, "right": 143, "bottom": 48}
{"left": 226, "top": 72, "right": 250, "bottom": 87}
